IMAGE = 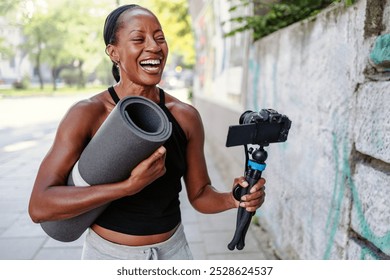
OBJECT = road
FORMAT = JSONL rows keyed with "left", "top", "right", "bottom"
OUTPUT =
{"left": 0, "top": 94, "right": 87, "bottom": 152}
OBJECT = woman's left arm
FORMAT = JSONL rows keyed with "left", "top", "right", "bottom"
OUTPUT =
{"left": 181, "top": 105, "right": 266, "bottom": 214}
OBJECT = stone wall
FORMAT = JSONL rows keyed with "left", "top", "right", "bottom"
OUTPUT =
{"left": 190, "top": 0, "right": 390, "bottom": 259}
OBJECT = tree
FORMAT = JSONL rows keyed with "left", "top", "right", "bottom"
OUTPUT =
{"left": 21, "top": 5, "right": 67, "bottom": 90}
{"left": 0, "top": 0, "right": 20, "bottom": 78}
{"left": 20, "top": 0, "right": 107, "bottom": 90}
{"left": 3, "top": 0, "right": 195, "bottom": 90}
{"left": 22, "top": 11, "right": 49, "bottom": 89}
{"left": 57, "top": 0, "right": 103, "bottom": 88}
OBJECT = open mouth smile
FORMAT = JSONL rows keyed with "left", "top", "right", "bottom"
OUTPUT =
{"left": 139, "top": 59, "right": 162, "bottom": 72}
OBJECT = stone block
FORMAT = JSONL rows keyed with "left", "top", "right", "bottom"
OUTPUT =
{"left": 354, "top": 82, "right": 390, "bottom": 163}
{"left": 351, "top": 163, "right": 390, "bottom": 255}
{"left": 347, "top": 239, "right": 381, "bottom": 260}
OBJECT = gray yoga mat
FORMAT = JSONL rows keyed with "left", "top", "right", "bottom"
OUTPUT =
{"left": 41, "top": 95, "right": 172, "bottom": 242}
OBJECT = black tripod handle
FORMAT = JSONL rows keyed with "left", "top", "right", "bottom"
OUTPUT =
{"left": 228, "top": 171, "right": 261, "bottom": 250}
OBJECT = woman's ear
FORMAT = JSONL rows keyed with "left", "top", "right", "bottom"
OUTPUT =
{"left": 105, "top": 44, "right": 119, "bottom": 64}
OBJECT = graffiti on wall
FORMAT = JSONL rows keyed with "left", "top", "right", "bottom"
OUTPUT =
{"left": 248, "top": 56, "right": 279, "bottom": 111}
{"left": 324, "top": 130, "right": 390, "bottom": 259}
{"left": 249, "top": 47, "right": 390, "bottom": 259}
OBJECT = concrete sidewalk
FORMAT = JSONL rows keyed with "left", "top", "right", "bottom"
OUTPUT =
{"left": 0, "top": 93, "right": 275, "bottom": 260}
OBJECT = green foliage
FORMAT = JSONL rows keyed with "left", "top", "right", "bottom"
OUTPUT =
{"left": 13, "top": 0, "right": 108, "bottom": 90}
{"left": 139, "top": 0, "right": 195, "bottom": 67}
{"left": 0, "top": 0, "right": 20, "bottom": 58}
{"left": 0, "top": 37, "right": 13, "bottom": 58}
{"left": 226, "top": 0, "right": 356, "bottom": 41}
{"left": 0, "top": 0, "right": 194, "bottom": 92}
{"left": 0, "top": 0, "right": 20, "bottom": 16}
{"left": 12, "top": 75, "right": 30, "bottom": 89}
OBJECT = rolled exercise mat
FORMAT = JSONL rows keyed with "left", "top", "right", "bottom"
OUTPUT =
{"left": 41, "top": 95, "right": 172, "bottom": 242}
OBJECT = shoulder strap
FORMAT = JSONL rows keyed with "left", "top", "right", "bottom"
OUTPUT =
{"left": 108, "top": 86, "right": 120, "bottom": 104}
{"left": 158, "top": 87, "right": 165, "bottom": 105}
{"left": 157, "top": 87, "right": 187, "bottom": 143}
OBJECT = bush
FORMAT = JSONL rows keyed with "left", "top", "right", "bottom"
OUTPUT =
{"left": 12, "top": 75, "right": 30, "bottom": 89}
{"left": 60, "top": 68, "right": 81, "bottom": 87}
{"left": 226, "top": 0, "right": 356, "bottom": 41}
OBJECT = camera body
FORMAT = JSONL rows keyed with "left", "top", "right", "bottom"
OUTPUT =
{"left": 226, "top": 109, "right": 291, "bottom": 147}
{"left": 226, "top": 108, "right": 291, "bottom": 251}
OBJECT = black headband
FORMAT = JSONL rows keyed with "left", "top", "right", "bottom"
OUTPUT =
{"left": 103, "top": 4, "right": 140, "bottom": 46}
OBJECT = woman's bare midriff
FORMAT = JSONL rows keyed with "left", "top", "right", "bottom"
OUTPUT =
{"left": 91, "top": 223, "right": 178, "bottom": 246}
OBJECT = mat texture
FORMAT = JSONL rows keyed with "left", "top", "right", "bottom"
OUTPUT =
{"left": 41, "top": 96, "right": 172, "bottom": 242}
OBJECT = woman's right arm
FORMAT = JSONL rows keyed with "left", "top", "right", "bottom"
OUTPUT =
{"left": 28, "top": 100, "right": 167, "bottom": 223}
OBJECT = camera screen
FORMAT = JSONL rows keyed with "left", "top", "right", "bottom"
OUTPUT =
{"left": 226, "top": 122, "right": 289, "bottom": 147}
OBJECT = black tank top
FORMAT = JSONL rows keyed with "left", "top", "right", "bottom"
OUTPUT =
{"left": 94, "top": 87, "right": 188, "bottom": 235}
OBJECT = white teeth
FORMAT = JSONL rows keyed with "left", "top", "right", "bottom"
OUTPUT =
{"left": 140, "top": 59, "right": 161, "bottom": 65}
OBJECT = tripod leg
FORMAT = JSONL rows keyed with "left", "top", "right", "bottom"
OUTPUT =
{"left": 228, "top": 211, "right": 251, "bottom": 250}
{"left": 237, "top": 211, "right": 254, "bottom": 250}
{"left": 228, "top": 180, "right": 251, "bottom": 250}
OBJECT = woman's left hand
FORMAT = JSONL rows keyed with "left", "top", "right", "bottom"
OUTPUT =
{"left": 232, "top": 176, "right": 266, "bottom": 212}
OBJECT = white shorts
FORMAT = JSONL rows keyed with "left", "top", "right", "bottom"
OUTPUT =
{"left": 81, "top": 223, "right": 193, "bottom": 260}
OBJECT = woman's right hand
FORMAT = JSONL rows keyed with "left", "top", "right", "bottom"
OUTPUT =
{"left": 125, "top": 146, "right": 167, "bottom": 195}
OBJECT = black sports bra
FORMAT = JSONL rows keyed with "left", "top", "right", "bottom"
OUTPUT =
{"left": 94, "top": 86, "right": 188, "bottom": 235}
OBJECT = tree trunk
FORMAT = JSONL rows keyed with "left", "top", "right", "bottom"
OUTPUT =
{"left": 51, "top": 67, "right": 58, "bottom": 91}
{"left": 35, "top": 51, "right": 44, "bottom": 90}
{"left": 77, "top": 60, "right": 85, "bottom": 89}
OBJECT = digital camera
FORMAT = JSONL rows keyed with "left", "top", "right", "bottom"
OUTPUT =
{"left": 226, "top": 109, "right": 291, "bottom": 147}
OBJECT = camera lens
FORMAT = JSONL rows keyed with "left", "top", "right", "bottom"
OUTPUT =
{"left": 239, "top": 110, "right": 253, "bottom": 124}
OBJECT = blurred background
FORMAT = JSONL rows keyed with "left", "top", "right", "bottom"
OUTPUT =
{"left": 0, "top": 0, "right": 195, "bottom": 94}
{"left": 0, "top": 0, "right": 389, "bottom": 260}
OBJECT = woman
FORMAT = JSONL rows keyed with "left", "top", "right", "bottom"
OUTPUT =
{"left": 28, "top": 4, "right": 266, "bottom": 260}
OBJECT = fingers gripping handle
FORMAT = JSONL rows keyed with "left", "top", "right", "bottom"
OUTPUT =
{"left": 228, "top": 174, "right": 260, "bottom": 251}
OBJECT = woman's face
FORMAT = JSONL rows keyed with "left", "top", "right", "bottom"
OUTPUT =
{"left": 114, "top": 8, "right": 168, "bottom": 86}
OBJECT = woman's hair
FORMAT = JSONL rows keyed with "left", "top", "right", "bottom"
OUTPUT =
{"left": 103, "top": 4, "right": 140, "bottom": 82}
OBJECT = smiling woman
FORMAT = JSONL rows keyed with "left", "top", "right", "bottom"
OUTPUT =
{"left": 104, "top": 5, "right": 168, "bottom": 88}
{"left": 28, "top": 4, "right": 266, "bottom": 260}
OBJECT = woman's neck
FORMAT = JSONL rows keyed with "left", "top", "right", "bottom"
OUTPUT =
{"left": 113, "top": 82, "right": 159, "bottom": 103}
